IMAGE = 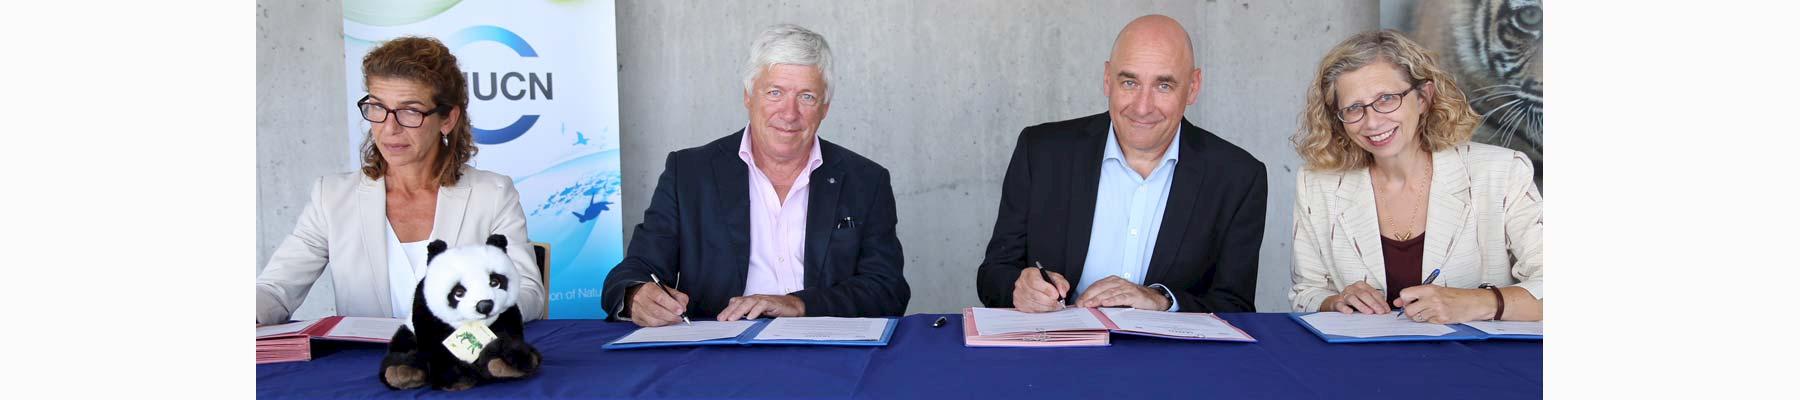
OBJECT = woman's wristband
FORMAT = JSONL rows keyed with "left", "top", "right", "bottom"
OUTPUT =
{"left": 1479, "top": 283, "right": 1505, "bottom": 320}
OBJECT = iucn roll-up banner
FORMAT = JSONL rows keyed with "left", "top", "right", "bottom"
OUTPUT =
{"left": 343, "top": 0, "right": 623, "bottom": 319}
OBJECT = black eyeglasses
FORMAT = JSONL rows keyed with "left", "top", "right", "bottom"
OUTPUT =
{"left": 357, "top": 95, "right": 451, "bottom": 128}
{"left": 1336, "top": 82, "right": 1426, "bottom": 124}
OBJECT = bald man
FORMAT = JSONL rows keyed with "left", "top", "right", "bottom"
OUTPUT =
{"left": 976, "top": 15, "right": 1267, "bottom": 313}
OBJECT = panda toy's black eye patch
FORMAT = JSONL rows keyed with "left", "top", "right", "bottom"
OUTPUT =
{"left": 489, "top": 273, "right": 509, "bottom": 290}
{"left": 448, "top": 283, "right": 466, "bottom": 308}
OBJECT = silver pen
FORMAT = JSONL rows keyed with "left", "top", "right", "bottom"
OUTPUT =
{"left": 649, "top": 273, "right": 691, "bottom": 326}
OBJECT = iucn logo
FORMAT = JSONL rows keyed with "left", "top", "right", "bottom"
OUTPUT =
{"left": 447, "top": 25, "right": 552, "bottom": 145}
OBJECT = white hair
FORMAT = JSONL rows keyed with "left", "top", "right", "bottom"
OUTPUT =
{"left": 740, "top": 24, "right": 834, "bottom": 103}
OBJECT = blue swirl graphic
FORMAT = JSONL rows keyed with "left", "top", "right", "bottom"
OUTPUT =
{"left": 473, "top": 115, "right": 538, "bottom": 145}
{"left": 447, "top": 25, "right": 538, "bottom": 57}
{"left": 448, "top": 25, "right": 541, "bottom": 145}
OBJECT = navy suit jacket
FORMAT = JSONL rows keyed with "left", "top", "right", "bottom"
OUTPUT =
{"left": 604, "top": 131, "right": 909, "bottom": 320}
{"left": 976, "top": 112, "right": 1268, "bottom": 313}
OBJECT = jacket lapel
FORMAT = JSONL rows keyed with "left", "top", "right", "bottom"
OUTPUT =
{"left": 1421, "top": 148, "right": 1472, "bottom": 277}
{"left": 803, "top": 145, "right": 845, "bottom": 288}
{"left": 1061, "top": 116, "right": 1110, "bottom": 283}
{"left": 435, "top": 170, "right": 472, "bottom": 245}
{"left": 713, "top": 130, "right": 752, "bottom": 297}
{"left": 1144, "top": 120, "right": 1204, "bottom": 285}
{"left": 1335, "top": 168, "right": 1390, "bottom": 291}
{"left": 357, "top": 176, "right": 393, "bottom": 316}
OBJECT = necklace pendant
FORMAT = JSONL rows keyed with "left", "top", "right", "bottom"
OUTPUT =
{"left": 1396, "top": 231, "right": 1412, "bottom": 241}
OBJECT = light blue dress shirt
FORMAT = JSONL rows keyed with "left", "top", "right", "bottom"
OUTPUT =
{"left": 1077, "top": 126, "right": 1182, "bottom": 311}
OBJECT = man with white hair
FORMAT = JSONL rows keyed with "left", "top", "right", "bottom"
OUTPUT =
{"left": 603, "top": 24, "right": 909, "bottom": 327}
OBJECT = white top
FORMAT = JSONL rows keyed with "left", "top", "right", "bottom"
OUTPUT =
{"left": 385, "top": 221, "right": 432, "bottom": 319}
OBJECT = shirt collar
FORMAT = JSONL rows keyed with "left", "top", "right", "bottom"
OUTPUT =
{"left": 738, "top": 125, "right": 825, "bottom": 170}
{"left": 1104, "top": 123, "right": 1181, "bottom": 166}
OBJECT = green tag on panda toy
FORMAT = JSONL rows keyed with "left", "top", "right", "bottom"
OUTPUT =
{"left": 442, "top": 321, "right": 498, "bottom": 363}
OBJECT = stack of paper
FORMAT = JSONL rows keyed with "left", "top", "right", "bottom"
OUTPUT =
{"left": 607, "top": 320, "right": 760, "bottom": 346}
{"left": 1296, "top": 312, "right": 1456, "bottom": 338}
{"left": 1461, "top": 320, "right": 1544, "bottom": 337}
{"left": 962, "top": 308, "right": 1112, "bottom": 347}
{"left": 256, "top": 316, "right": 404, "bottom": 364}
{"left": 960, "top": 307, "right": 1255, "bottom": 347}
{"left": 256, "top": 320, "right": 318, "bottom": 363}
{"left": 1098, "top": 308, "right": 1257, "bottom": 342}
{"left": 751, "top": 317, "right": 889, "bottom": 342}
{"left": 1288, "top": 311, "right": 1543, "bottom": 343}
{"left": 602, "top": 317, "right": 899, "bottom": 350}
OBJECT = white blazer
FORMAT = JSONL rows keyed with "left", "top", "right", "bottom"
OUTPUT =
{"left": 1289, "top": 142, "right": 1542, "bottom": 312}
{"left": 255, "top": 166, "right": 545, "bottom": 324}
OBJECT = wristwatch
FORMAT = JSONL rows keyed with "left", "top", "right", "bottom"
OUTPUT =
{"left": 1147, "top": 283, "right": 1178, "bottom": 311}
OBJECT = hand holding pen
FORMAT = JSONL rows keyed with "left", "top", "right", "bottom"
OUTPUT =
{"left": 1395, "top": 268, "right": 1441, "bottom": 321}
{"left": 626, "top": 273, "right": 691, "bottom": 327}
{"left": 1036, "top": 262, "right": 1066, "bottom": 309}
{"left": 651, "top": 274, "right": 691, "bottom": 326}
{"left": 1011, "top": 260, "right": 1070, "bottom": 313}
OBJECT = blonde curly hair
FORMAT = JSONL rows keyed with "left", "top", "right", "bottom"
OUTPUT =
{"left": 1293, "top": 30, "right": 1478, "bottom": 171}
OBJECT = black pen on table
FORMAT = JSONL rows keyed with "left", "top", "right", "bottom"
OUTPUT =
{"left": 1396, "top": 268, "right": 1442, "bottom": 319}
{"left": 649, "top": 273, "right": 691, "bottom": 326}
{"left": 1033, "top": 261, "right": 1065, "bottom": 309}
{"left": 932, "top": 316, "right": 947, "bottom": 328}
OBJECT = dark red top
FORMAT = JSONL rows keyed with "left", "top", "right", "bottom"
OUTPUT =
{"left": 1381, "top": 232, "right": 1426, "bottom": 306}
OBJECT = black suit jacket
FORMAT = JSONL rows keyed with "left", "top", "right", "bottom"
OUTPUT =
{"left": 976, "top": 112, "right": 1267, "bottom": 313}
{"left": 604, "top": 131, "right": 909, "bottom": 320}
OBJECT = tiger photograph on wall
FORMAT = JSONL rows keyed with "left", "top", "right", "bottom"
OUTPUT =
{"left": 1387, "top": 0, "right": 1544, "bottom": 186}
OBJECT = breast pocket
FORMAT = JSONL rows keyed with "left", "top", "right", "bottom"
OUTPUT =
{"left": 826, "top": 210, "right": 866, "bottom": 272}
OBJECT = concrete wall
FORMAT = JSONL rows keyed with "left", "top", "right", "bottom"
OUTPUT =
{"left": 1193, "top": 2, "right": 1377, "bottom": 312}
{"left": 257, "top": 0, "right": 347, "bottom": 320}
{"left": 257, "top": 0, "right": 1378, "bottom": 318}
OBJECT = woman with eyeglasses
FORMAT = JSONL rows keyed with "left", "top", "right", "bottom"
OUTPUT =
{"left": 1288, "top": 30, "right": 1542, "bottom": 324}
{"left": 255, "top": 36, "right": 545, "bottom": 325}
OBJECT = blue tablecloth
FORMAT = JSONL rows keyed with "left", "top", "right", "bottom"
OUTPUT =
{"left": 257, "top": 313, "right": 1541, "bottom": 399}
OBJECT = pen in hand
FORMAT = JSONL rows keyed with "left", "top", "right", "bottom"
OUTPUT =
{"left": 649, "top": 273, "right": 691, "bottom": 326}
{"left": 1397, "top": 268, "right": 1442, "bottom": 319}
{"left": 1034, "top": 261, "right": 1065, "bottom": 309}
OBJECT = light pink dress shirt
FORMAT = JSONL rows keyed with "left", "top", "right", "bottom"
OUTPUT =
{"left": 738, "top": 129, "right": 824, "bottom": 296}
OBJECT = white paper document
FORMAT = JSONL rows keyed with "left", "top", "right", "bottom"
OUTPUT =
{"left": 610, "top": 320, "right": 759, "bottom": 344}
{"left": 257, "top": 320, "right": 315, "bottom": 338}
{"left": 1461, "top": 320, "right": 1543, "bottom": 336}
{"left": 971, "top": 307, "right": 1107, "bottom": 336}
{"left": 752, "top": 317, "right": 888, "bottom": 341}
{"left": 1099, "top": 308, "right": 1253, "bottom": 340}
{"left": 1299, "top": 311, "right": 1455, "bottom": 338}
{"left": 326, "top": 317, "right": 406, "bottom": 340}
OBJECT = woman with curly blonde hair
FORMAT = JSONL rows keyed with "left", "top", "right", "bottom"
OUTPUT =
{"left": 255, "top": 36, "right": 545, "bottom": 325}
{"left": 1288, "top": 30, "right": 1541, "bottom": 324}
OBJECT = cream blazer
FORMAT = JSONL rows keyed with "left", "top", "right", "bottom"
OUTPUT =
{"left": 1289, "top": 142, "right": 1542, "bottom": 312}
{"left": 255, "top": 166, "right": 545, "bottom": 324}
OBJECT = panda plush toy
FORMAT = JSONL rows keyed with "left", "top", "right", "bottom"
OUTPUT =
{"left": 379, "top": 234, "right": 541, "bottom": 391}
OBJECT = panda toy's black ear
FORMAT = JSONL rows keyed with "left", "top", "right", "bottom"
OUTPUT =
{"left": 426, "top": 240, "right": 448, "bottom": 263}
{"left": 486, "top": 234, "right": 508, "bottom": 251}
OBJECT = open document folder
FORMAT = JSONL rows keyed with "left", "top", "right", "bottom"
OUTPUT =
{"left": 1289, "top": 311, "right": 1543, "bottom": 343}
{"left": 961, "top": 307, "right": 1256, "bottom": 347}
{"left": 256, "top": 316, "right": 404, "bottom": 364}
{"left": 602, "top": 317, "right": 899, "bottom": 350}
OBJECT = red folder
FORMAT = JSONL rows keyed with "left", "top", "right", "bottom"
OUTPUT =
{"left": 256, "top": 316, "right": 401, "bottom": 364}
